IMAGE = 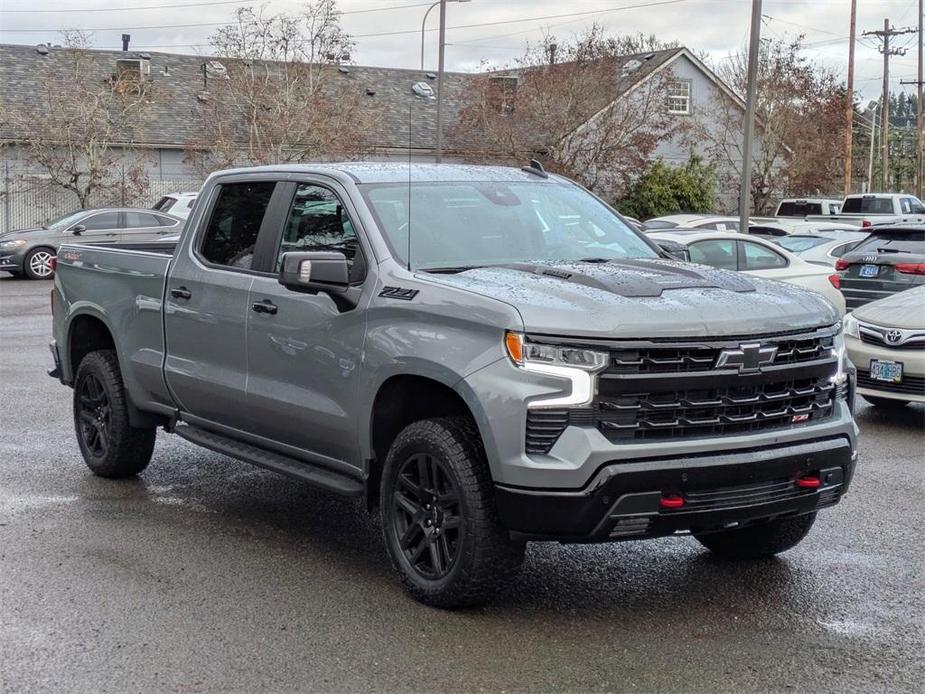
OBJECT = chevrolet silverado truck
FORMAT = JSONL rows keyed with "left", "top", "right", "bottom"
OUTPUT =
{"left": 806, "top": 193, "right": 925, "bottom": 228}
{"left": 49, "top": 163, "right": 858, "bottom": 608}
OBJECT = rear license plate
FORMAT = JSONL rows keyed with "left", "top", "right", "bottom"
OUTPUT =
{"left": 870, "top": 359, "right": 903, "bottom": 383}
{"left": 859, "top": 264, "right": 879, "bottom": 278}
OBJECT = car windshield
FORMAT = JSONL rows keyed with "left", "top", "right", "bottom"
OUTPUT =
{"left": 43, "top": 211, "right": 86, "bottom": 230}
{"left": 360, "top": 181, "right": 658, "bottom": 271}
{"left": 774, "top": 236, "right": 832, "bottom": 253}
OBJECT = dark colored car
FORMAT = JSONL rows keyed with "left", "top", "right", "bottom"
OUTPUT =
{"left": 0, "top": 208, "right": 181, "bottom": 279}
{"left": 836, "top": 225, "right": 925, "bottom": 310}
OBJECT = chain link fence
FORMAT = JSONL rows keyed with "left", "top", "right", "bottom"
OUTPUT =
{"left": 0, "top": 164, "right": 203, "bottom": 233}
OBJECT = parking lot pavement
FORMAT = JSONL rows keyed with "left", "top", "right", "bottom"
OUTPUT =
{"left": 1, "top": 276, "right": 923, "bottom": 693}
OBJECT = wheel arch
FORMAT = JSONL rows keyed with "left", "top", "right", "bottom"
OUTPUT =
{"left": 366, "top": 373, "right": 481, "bottom": 509}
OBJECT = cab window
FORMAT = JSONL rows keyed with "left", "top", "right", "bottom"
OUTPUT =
{"left": 199, "top": 182, "right": 276, "bottom": 270}
{"left": 80, "top": 212, "right": 121, "bottom": 230}
{"left": 740, "top": 241, "right": 788, "bottom": 270}
{"left": 277, "top": 184, "right": 364, "bottom": 281}
{"left": 688, "top": 239, "right": 737, "bottom": 270}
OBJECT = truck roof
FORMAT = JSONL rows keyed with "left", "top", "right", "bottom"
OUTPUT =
{"left": 210, "top": 162, "right": 560, "bottom": 184}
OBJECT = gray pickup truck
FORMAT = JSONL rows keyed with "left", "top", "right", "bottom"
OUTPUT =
{"left": 50, "top": 163, "right": 859, "bottom": 608}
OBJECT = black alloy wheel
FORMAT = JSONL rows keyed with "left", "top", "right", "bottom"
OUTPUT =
{"left": 77, "top": 372, "right": 111, "bottom": 458}
{"left": 391, "top": 452, "right": 463, "bottom": 580}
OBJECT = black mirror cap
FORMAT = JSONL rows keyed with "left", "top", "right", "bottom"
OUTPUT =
{"left": 71, "top": 224, "right": 86, "bottom": 235}
{"left": 279, "top": 251, "right": 350, "bottom": 294}
{"left": 656, "top": 241, "right": 691, "bottom": 262}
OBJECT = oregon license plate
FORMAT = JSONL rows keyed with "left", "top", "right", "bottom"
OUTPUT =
{"left": 870, "top": 359, "right": 903, "bottom": 383}
{"left": 859, "top": 264, "right": 880, "bottom": 278}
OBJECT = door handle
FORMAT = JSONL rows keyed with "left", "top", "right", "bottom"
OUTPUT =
{"left": 170, "top": 286, "right": 192, "bottom": 300}
{"left": 251, "top": 299, "right": 278, "bottom": 315}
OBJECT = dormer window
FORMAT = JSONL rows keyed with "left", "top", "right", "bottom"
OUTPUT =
{"left": 668, "top": 80, "right": 691, "bottom": 115}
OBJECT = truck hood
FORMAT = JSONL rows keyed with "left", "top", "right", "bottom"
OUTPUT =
{"left": 421, "top": 259, "right": 838, "bottom": 338}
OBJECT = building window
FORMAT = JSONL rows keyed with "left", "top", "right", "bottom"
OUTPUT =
{"left": 488, "top": 75, "right": 518, "bottom": 115}
{"left": 668, "top": 80, "right": 691, "bottom": 115}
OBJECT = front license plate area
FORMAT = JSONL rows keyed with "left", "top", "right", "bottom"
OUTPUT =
{"left": 870, "top": 359, "right": 903, "bottom": 383}
{"left": 859, "top": 264, "right": 880, "bottom": 278}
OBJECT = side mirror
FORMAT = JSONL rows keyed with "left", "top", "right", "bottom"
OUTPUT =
{"left": 279, "top": 251, "right": 350, "bottom": 294}
{"left": 657, "top": 242, "right": 690, "bottom": 262}
{"left": 71, "top": 224, "right": 87, "bottom": 235}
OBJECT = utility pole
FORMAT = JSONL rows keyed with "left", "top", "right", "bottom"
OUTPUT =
{"left": 864, "top": 19, "right": 915, "bottom": 191}
{"left": 738, "top": 0, "right": 762, "bottom": 232}
{"left": 434, "top": 0, "right": 447, "bottom": 163}
{"left": 843, "top": 0, "right": 857, "bottom": 196}
{"left": 900, "top": 0, "right": 924, "bottom": 198}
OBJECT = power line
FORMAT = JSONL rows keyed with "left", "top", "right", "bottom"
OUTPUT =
{"left": 0, "top": 0, "right": 250, "bottom": 11}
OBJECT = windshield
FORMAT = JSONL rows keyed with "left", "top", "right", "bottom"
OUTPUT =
{"left": 44, "top": 210, "right": 87, "bottom": 230}
{"left": 153, "top": 196, "right": 177, "bottom": 212}
{"left": 853, "top": 231, "right": 925, "bottom": 255}
{"left": 360, "top": 181, "right": 658, "bottom": 271}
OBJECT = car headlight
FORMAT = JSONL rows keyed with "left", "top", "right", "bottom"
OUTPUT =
{"left": 505, "top": 332, "right": 608, "bottom": 408}
{"left": 842, "top": 313, "right": 860, "bottom": 339}
{"left": 0, "top": 239, "right": 26, "bottom": 250}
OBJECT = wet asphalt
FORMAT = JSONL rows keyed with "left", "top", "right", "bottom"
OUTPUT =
{"left": 0, "top": 277, "right": 923, "bottom": 694}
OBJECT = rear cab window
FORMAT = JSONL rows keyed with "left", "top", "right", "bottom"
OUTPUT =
{"left": 776, "top": 201, "right": 821, "bottom": 216}
{"left": 198, "top": 182, "right": 276, "bottom": 271}
{"left": 842, "top": 197, "right": 894, "bottom": 214}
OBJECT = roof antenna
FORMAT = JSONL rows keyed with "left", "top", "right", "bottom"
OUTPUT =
{"left": 522, "top": 158, "right": 548, "bottom": 178}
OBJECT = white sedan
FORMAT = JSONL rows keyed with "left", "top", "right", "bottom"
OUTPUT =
{"left": 649, "top": 229, "right": 846, "bottom": 315}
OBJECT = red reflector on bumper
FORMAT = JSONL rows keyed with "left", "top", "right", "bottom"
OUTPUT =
{"left": 660, "top": 494, "right": 685, "bottom": 509}
{"left": 796, "top": 476, "right": 821, "bottom": 489}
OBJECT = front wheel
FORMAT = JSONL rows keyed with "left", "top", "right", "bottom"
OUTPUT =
{"left": 694, "top": 513, "right": 816, "bottom": 559}
{"left": 74, "top": 350, "right": 156, "bottom": 478}
{"left": 23, "top": 247, "right": 55, "bottom": 280}
{"left": 380, "top": 417, "right": 525, "bottom": 608}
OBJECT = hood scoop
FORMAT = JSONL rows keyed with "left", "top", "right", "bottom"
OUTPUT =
{"left": 501, "top": 259, "right": 756, "bottom": 298}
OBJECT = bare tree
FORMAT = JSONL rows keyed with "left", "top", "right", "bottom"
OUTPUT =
{"left": 190, "top": 1, "right": 378, "bottom": 173}
{"left": 690, "top": 36, "right": 847, "bottom": 213}
{"left": 452, "top": 26, "right": 682, "bottom": 196}
{"left": 6, "top": 32, "right": 155, "bottom": 207}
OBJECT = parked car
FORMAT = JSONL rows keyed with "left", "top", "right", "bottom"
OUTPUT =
{"left": 642, "top": 214, "right": 745, "bottom": 232}
{"left": 806, "top": 193, "right": 925, "bottom": 228}
{"left": 0, "top": 208, "right": 182, "bottom": 279}
{"left": 770, "top": 232, "right": 869, "bottom": 268}
{"left": 774, "top": 198, "right": 842, "bottom": 217}
{"left": 152, "top": 191, "right": 198, "bottom": 221}
{"left": 649, "top": 229, "right": 846, "bottom": 314}
{"left": 750, "top": 219, "right": 863, "bottom": 237}
{"left": 835, "top": 224, "right": 925, "bottom": 310}
{"left": 844, "top": 286, "right": 924, "bottom": 408}
{"left": 50, "top": 163, "right": 857, "bottom": 608}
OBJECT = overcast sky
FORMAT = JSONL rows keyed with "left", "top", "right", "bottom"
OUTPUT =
{"left": 0, "top": 0, "right": 921, "bottom": 101}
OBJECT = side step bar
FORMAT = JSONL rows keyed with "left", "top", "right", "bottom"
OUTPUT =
{"left": 174, "top": 425, "right": 364, "bottom": 497}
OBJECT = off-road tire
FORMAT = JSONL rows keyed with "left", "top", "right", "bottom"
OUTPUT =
{"left": 862, "top": 394, "right": 909, "bottom": 409}
{"left": 73, "top": 349, "right": 156, "bottom": 478}
{"left": 380, "top": 416, "right": 525, "bottom": 608}
{"left": 694, "top": 512, "right": 817, "bottom": 559}
{"left": 22, "top": 247, "right": 56, "bottom": 280}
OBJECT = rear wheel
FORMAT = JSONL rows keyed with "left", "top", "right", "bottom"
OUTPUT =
{"left": 380, "top": 417, "right": 525, "bottom": 608}
{"left": 694, "top": 513, "right": 816, "bottom": 559}
{"left": 862, "top": 394, "right": 909, "bottom": 409}
{"left": 23, "top": 247, "right": 55, "bottom": 280}
{"left": 74, "top": 350, "right": 156, "bottom": 478}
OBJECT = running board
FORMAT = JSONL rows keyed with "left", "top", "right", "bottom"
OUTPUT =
{"left": 174, "top": 424, "right": 364, "bottom": 497}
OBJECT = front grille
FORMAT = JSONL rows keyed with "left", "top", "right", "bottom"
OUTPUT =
{"left": 856, "top": 370, "right": 925, "bottom": 396}
{"left": 524, "top": 328, "right": 839, "bottom": 452}
{"left": 597, "top": 377, "right": 835, "bottom": 442}
{"left": 860, "top": 332, "right": 925, "bottom": 351}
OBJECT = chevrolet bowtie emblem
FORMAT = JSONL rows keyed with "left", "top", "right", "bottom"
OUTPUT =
{"left": 715, "top": 342, "right": 778, "bottom": 373}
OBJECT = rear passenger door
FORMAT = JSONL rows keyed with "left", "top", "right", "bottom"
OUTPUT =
{"left": 163, "top": 179, "right": 282, "bottom": 432}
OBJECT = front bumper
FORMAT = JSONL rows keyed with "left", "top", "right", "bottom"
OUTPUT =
{"left": 495, "top": 436, "right": 855, "bottom": 542}
{"left": 0, "top": 253, "right": 23, "bottom": 272}
{"left": 847, "top": 334, "right": 925, "bottom": 403}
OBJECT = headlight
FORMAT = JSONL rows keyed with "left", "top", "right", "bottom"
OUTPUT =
{"left": 0, "top": 239, "right": 26, "bottom": 249}
{"left": 505, "top": 332, "right": 608, "bottom": 408}
{"left": 842, "top": 313, "right": 859, "bottom": 339}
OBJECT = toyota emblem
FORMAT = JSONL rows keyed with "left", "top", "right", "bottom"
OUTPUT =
{"left": 885, "top": 329, "right": 903, "bottom": 344}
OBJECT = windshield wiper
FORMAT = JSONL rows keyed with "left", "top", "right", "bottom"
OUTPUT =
{"left": 420, "top": 265, "right": 485, "bottom": 274}
{"left": 876, "top": 247, "right": 907, "bottom": 254}
{"left": 576, "top": 257, "right": 614, "bottom": 263}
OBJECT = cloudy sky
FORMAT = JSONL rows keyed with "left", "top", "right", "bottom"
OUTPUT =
{"left": 0, "top": 0, "right": 921, "bottom": 100}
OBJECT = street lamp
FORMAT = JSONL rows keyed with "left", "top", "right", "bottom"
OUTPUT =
{"left": 420, "top": 0, "right": 470, "bottom": 71}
